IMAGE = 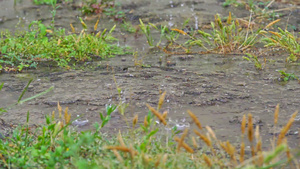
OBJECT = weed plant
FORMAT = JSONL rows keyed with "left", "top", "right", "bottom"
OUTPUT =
{"left": 262, "top": 28, "right": 300, "bottom": 62}
{"left": 0, "top": 90, "right": 299, "bottom": 168}
{"left": 139, "top": 11, "right": 300, "bottom": 70}
{"left": 32, "top": 0, "right": 73, "bottom": 5}
{"left": 139, "top": 12, "right": 275, "bottom": 55}
{"left": 278, "top": 70, "right": 300, "bottom": 82}
{"left": 243, "top": 53, "right": 266, "bottom": 70}
{"left": 0, "top": 20, "right": 129, "bottom": 72}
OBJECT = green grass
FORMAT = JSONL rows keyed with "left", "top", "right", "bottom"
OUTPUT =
{"left": 262, "top": 28, "right": 300, "bottom": 62}
{"left": 32, "top": 0, "right": 72, "bottom": 5}
{"left": 0, "top": 89, "right": 299, "bottom": 168}
{"left": 278, "top": 70, "right": 299, "bottom": 82}
{"left": 0, "top": 20, "right": 130, "bottom": 72}
{"left": 243, "top": 53, "right": 265, "bottom": 70}
{"left": 139, "top": 12, "right": 268, "bottom": 54}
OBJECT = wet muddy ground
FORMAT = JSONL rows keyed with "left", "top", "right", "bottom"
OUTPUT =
{"left": 1, "top": 0, "right": 300, "bottom": 149}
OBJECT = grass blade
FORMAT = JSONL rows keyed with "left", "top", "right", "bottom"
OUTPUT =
{"left": 19, "top": 86, "right": 54, "bottom": 104}
{"left": 0, "top": 82, "right": 4, "bottom": 91}
{"left": 18, "top": 79, "right": 33, "bottom": 103}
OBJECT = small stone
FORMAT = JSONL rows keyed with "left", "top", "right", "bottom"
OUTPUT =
{"left": 121, "top": 58, "right": 126, "bottom": 62}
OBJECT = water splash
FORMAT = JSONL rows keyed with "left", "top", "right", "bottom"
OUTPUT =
{"left": 72, "top": 115, "right": 89, "bottom": 127}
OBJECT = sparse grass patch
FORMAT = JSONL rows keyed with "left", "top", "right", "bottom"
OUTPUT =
{"left": 222, "top": 0, "right": 284, "bottom": 20}
{"left": 138, "top": 11, "right": 300, "bottom": 71}
{"left": 32, "top": 0, "right": 72, "bottom": 5}
{"left": 139, "top": 12, "right": 275, "bottom": 55}
{"left": 0, "top": 89, "right": 299, "bottom": 168}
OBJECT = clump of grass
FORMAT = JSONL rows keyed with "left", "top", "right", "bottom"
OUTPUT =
{"left": 139, "top": 12, "right": 280, "bottom": 55}
{"left": 0, "top": 19, "right": 130, "bottom": 72}
{"left": 243, "top": 53, "right": 266, "bottom": 70}
{"left": 262, "top": 27, "right": 300, "bottom": 62}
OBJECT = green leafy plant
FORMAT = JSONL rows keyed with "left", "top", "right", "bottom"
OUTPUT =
{"left": 262, "top": 28, "right": 300, "bottom": 62}
{"left": 99, "top": 104, "right": 117, "bottom": 128}
{"left": 139, "top": 19, "right": 157, "bottom": 47}
{"left": 243, "top": 53, "right": 265, "bottom": 70}
{"left": 278, "top": 70, "right": 299, "bottom": 82}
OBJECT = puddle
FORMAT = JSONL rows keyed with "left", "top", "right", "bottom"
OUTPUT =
{"left": 1, "top": 0, "right": 300, "bottom": 148}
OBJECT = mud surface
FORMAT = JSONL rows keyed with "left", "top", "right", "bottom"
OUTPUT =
{"left": 1, "top": 0, "right": 300, "bottom": 148}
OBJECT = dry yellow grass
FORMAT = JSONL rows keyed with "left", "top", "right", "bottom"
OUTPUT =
{"left": 269, "top": 31, "right": 282, "bottom": 38}
{"left": 144, "top": 116, "right": 148, "bottom": 127}
{"left": 203, "top": 154, "right": 212, "bottom": 167}
{"left": 176, "top": 129, "right": 189, "bottom": 152}
{"left": 192, "top": 136, "right": 197, "bottom": 148}
{"left": 70, "top": 24, "right": 75, "bottom": 33}
{"left": 132, "top": 114, "right": 138, "bottom": 128}
{"left": 64, "top": 107, "right": 70, "bottom": 124}
{"left": 171, "top": 28, "right": 188, "bottom": 35}
{"left": 241, "top": 114, "right": 246, "bottom": 135}
{"left": 174, "top": 137, "right": 194, "bottom": 153}
{"left": 146, "top": 104, "right": 167, "bottom": 125}
{"left": 118, "top": 132, "right": 126, "bottom": 147}
{"left": 206, "top": 126, "right": 217, "bottom": 140}
{"left": 106, "top": 146, "right": 131, "bottom": 152}
{"left": 194, "top": 129, "right": 211, "bottom": 147}
{"left": 188, "top": 110, "right": 202, "bottom": 130}
{"left": 155, "top": 154, "right": 161, "bottom": 167}
{"left": 277, "top": 111, "right": 298, "bottom": 145}
{"left": 227, "top": 11, "right": 232, "bottom": 24}
{"left": 106, "top": 146, "right": 138, "bottom": 157}
{"left": 112, "top": 149, "right": 123, "bottom": 162}
{"left": 226, "top": 141, "right": 237, "bottom": 163}
{"left": 264, "top": 19, "right": 281, "bottom": 29}
{"left": 240, "top": 142, "right": 245, "bottom": 163}
{"left": 255, "top": 125, "right": 260, "bottom": 142}
{"left": 162, "top": 111, "right": 168, "bottom": 119}
{"left": 51, "top": 111, "right": 55, "bottom": 120}
{"left": 57, "top": 102, "right": 62, "bottom": 119}
{"left": 94, "top": 18, "right": 100, "bottom": 31}
{"left": 274, "top": 104, "right": 280, "bottom": 125}
{"left": 248, "top": 114, "right": 254, "bottom": 143}
{"left": 157, "top": 91, "right": 166, "bottom": 111}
